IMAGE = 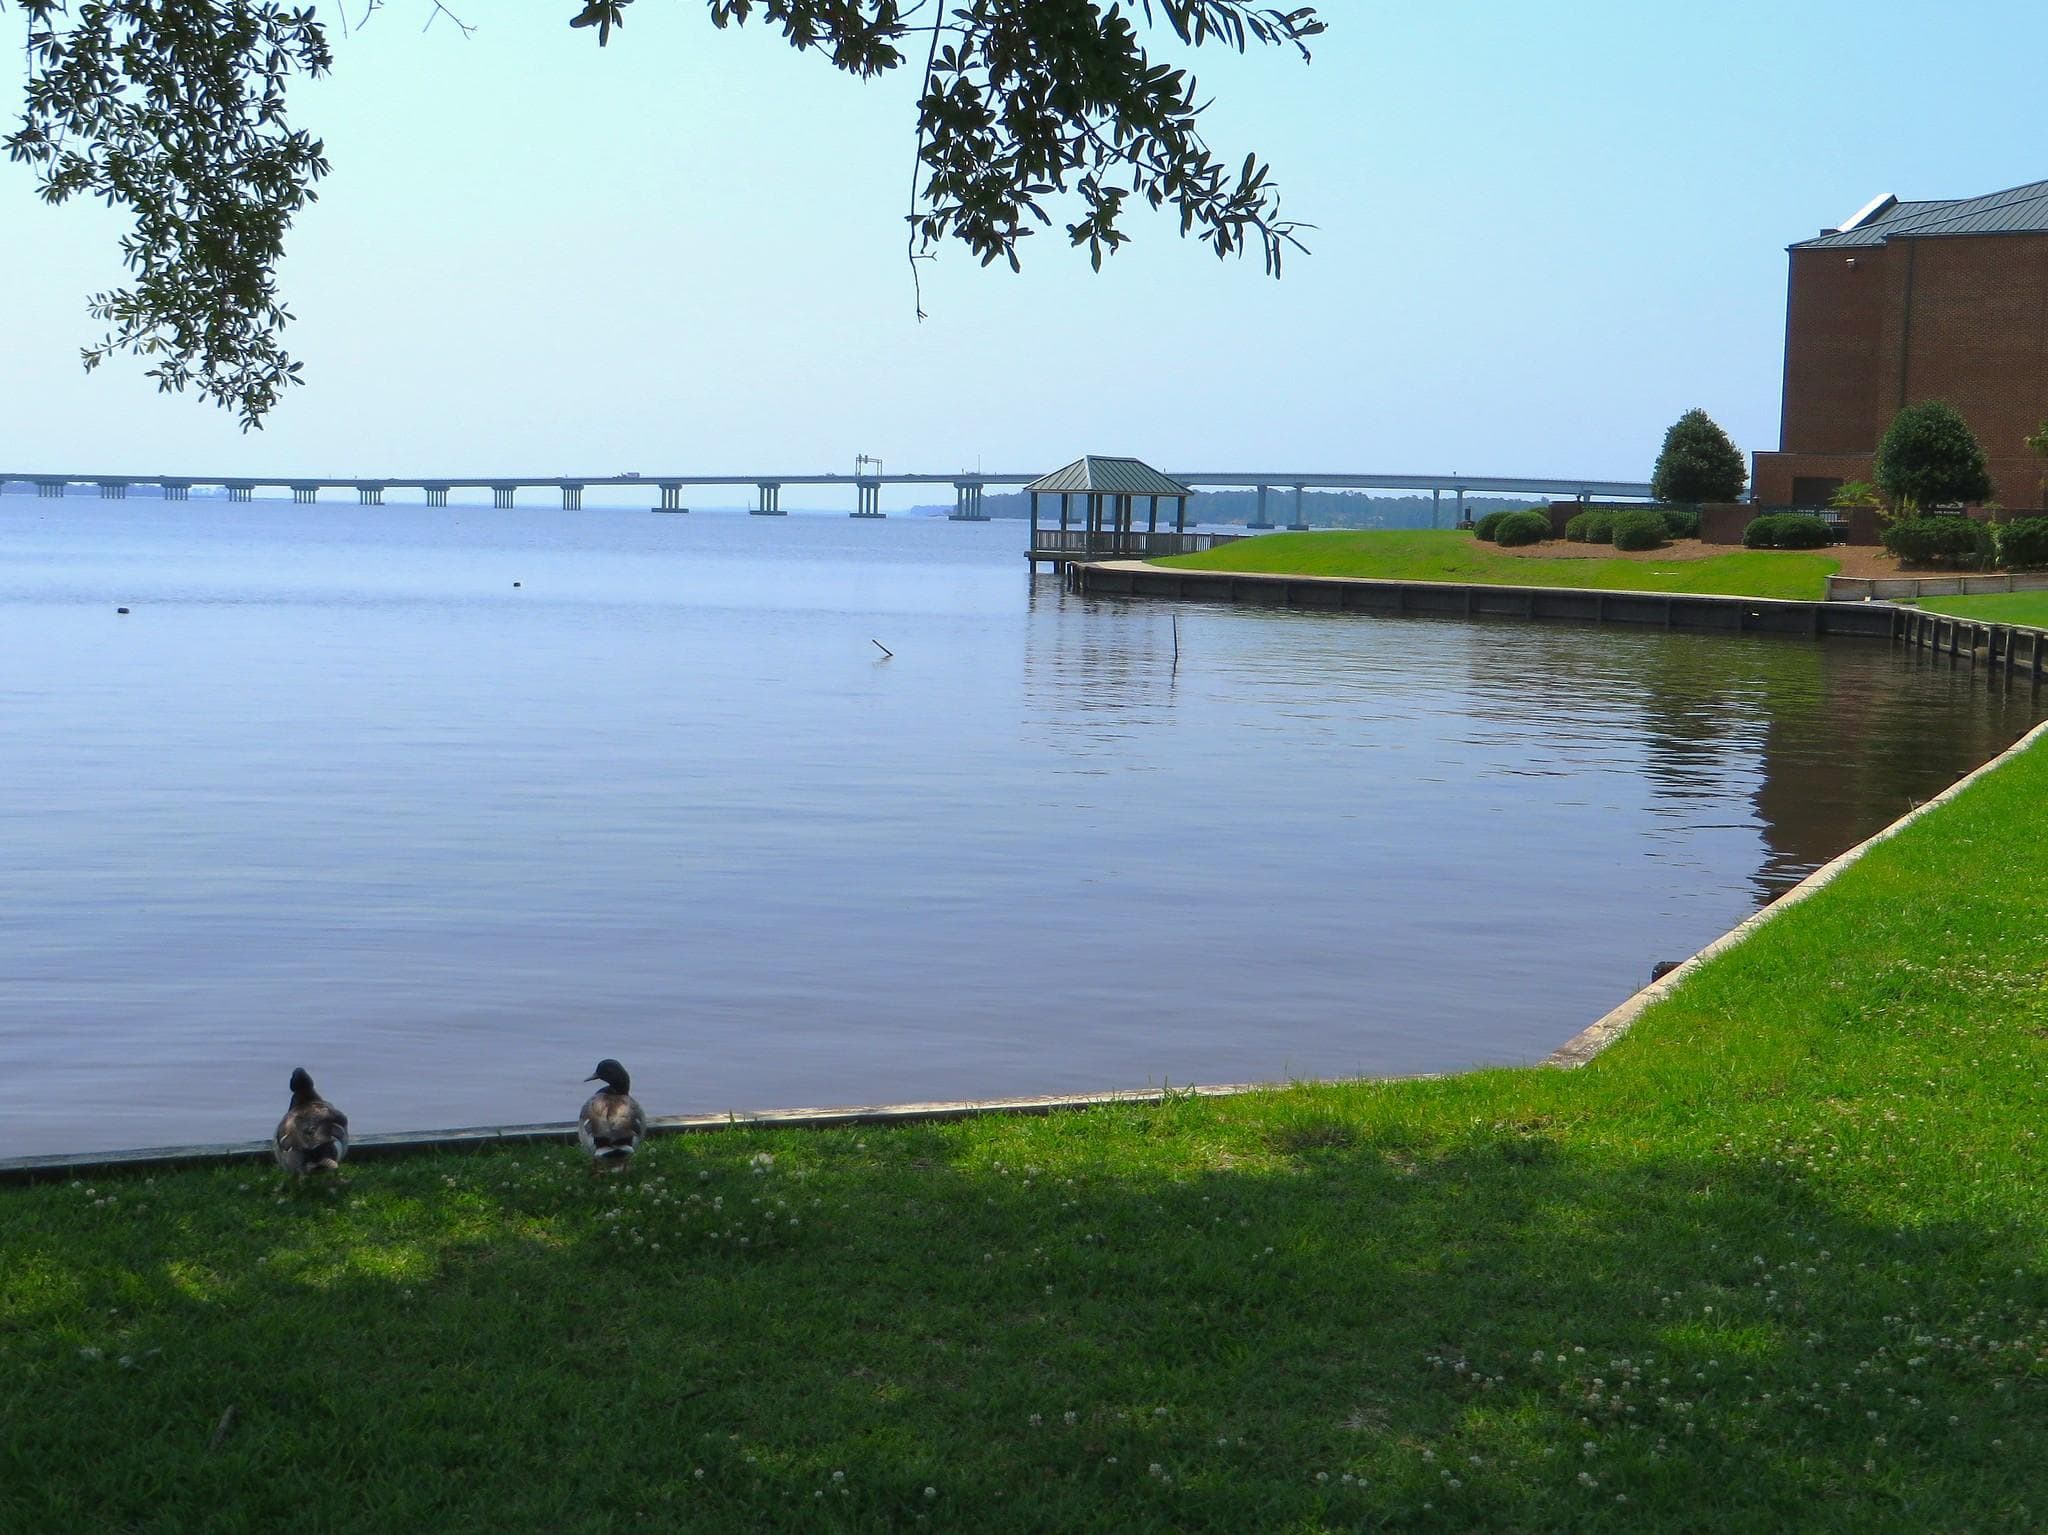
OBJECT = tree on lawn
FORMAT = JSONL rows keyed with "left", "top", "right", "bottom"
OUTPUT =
{"left": 1649, "top": 408, "right": 1746, "bottom": 504}
{"left": 4, "top": 0, "right": 1325, "bottom": 428}
{"left": 1874, "top": 401, "right": 1993, "bottom": 512}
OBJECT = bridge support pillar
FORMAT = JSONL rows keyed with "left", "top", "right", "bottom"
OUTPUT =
{"left": 162, "top": 482, "right": 190, "bottom": 502}
{"left": 852, "top": 481, "right": 884, "bottom": 518}
{"left": 751, "top": 482, "right": 784, "bottom": 516}
{"left": 227, "top": 484, "right": 253, "bottom": 502}
{"left": 291, "top": 485, "right": 318, "bottom": 505}
{"left": 655, "top": 483, "right": 685, "bottom": 511}
{"left": 35, "top": 480, "right": 66, "bottom": 499}
{"left": 357, "top": 486, "right": 383, "bottom": 505}
{"left": 1432, "top": 488, "right": 1441, "bottom": 529}
{"left": 425, "top": 486, "right": 449, "bottom": 507}
{"left": 561, "top": 484, "right": 583, "bottom": 511}
{"left": 1249, "top": 483, "right": 1273, "bottom": 529}
{"left": 492, "top": 485, "right": 517, "bottom": 510}
{"left": 97, "top": 481, "right": 128, "bottom": 501}
{"left": 1288, "top": 484, "right": 1308, "bottom": 531}
{"left": 1455, "top": 487, "right": 1466, "bottom": 526}
{"left": 949, "top": 482, "right": 988, "bottom": 521}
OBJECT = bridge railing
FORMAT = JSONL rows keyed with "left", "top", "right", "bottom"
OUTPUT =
{"left": 1029, "top": 530, "right": 1244, "bottom": 558}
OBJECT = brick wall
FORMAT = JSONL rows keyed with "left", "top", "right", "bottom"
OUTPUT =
{"left": 1770, "top": 230, "right": 2048, "bottom": 512}
{"left": 1781, "top": 248, "right": 1884, "bottom": 454}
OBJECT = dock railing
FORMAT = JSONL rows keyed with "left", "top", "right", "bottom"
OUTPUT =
{"left": 1029, "top": 529, "right": 1245, "bottom": 559}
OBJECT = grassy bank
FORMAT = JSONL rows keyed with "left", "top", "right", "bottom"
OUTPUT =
{"left": 1915, "top": 591, "right": 2048, "bottom": 627}
{"left": 4, "top": 748, "right": 2044, "bottom": 1531}
{"left": 1157, "top": 530, "right": 1838, "bottom": 601}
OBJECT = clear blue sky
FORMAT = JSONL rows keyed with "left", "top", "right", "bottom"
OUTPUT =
{"left": 5, "top": 1, "right": 2045, "bottom": 498}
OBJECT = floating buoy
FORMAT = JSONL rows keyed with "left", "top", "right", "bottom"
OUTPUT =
{"left": 116, "top": 607, "right": 130, "bottom": 615}
{"left": 513, "top": 581, "right": 522, "bottom": 588}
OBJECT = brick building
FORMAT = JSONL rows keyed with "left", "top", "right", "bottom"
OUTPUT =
{"left": 1752, "top": 178, "right": 2048, "bottom": 512}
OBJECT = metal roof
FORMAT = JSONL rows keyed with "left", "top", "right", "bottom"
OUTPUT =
{"left": 1024, "top": 456, "right": 1193, "bottom": 497}
{"left": 1794, "top": 177, "right": 2048, "bottom": 248}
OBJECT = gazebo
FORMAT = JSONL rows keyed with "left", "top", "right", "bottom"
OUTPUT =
{"left": 1024, "top": 455, "right": 1196, "bottom": 562}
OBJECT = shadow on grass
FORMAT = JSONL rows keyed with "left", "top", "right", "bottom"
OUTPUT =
{"left": 0, "top": 1103, "right": 2038, "bottom": 1533}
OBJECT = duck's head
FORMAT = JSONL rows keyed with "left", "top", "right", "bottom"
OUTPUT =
{"left": 586, "top": 1058, "right": 630, "bottom": 1093}
{"left": 288, "top": 1067, "right": 316, "bottom": 1101}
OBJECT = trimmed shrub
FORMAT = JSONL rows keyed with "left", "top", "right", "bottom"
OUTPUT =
{"left": 1874, "top": 401, "right": 1992, "bottom": 510}
{"left": 1492, "top": 511, "right": 1550, "bottom": 547}
{"left": 1997, "top": 517, "right": 2048, "bottom": 570}
{"left": 1743, "top": 513, "right": 1832, "bottom": 550}
{"left": 1659, "top": 506, "right": 1701, "bottom": 540}
{"left": 1564, "top": 509, "right": 1617, "bottom": 543}
{"left": 1611, "top": 511, "right": 1668, "bottom": 551}
{"left": 1472, "top": 510, "right": 1514, "bottom": 543}
{"left": 1883, "top": 514, "right": 1994, "bottom": 569}
{"left": 1651, "top": 408, "right": 1747, "bottom": 503}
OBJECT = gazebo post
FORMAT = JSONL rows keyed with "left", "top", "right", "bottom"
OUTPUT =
{"left": 1147, "top": 494, "right": 1158, "bottom": 534}
{"left": 1029, "top": 489, "right": 1040, "bottom": 550}
{"left": 1060, "top": 492, "right": 1071, "bottom": 534}
{"left": 1175, "top": 495, "right": 1187, "bottom": 533}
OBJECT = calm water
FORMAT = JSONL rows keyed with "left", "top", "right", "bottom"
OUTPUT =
{"left": 1, "top": 498, "right": 2038, "bottom": 1157}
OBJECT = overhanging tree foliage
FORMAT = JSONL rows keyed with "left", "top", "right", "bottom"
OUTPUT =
{"left": 5, "top": 0, "right": 1323, "bottom": 429}
{"left": 1874, "top": 400, "right": 1993, "bottom": 511}
{"left": 1648, "top": 407, "right": 1746, "bottom": 504}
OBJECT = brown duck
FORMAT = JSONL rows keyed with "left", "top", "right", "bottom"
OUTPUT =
{"left": 273, "top": 1068, "right": 349, "bottom": 1175}
{"left": 578, "top": 1058, "right": 646, "bottom": 1167}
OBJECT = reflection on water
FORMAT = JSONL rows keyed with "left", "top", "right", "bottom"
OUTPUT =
{"left": 0, "top": 499, "right": 2036, "bottom": 1156}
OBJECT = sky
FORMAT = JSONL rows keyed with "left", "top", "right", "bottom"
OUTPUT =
{"left": 6, "top": 1, "right": 2048, "bottom": 504}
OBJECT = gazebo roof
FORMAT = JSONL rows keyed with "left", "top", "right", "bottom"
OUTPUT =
{"left": 1024, "top": 455, "right": 1192, "bottom": 498}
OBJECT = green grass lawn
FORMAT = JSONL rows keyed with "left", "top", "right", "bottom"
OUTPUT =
{"left": 1158, "top": 530, "right": 1839, "bottom": 601}
{"left": 1914, "top": 591, "right": 2048, "bottom": 626}
{"left": 4, "top": 741, "right": 2044, "bottom": 1531}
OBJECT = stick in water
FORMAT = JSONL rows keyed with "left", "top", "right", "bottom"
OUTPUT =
{"left": 872, "top": 639, "right": 894, "bottom": 658}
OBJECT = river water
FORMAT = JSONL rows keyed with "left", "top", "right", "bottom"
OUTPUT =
{"left": 0, "top": 497, "right": 2036, "bottom": 1157}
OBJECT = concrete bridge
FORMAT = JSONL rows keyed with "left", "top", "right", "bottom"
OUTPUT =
{"left": 0, "top": 469, "right": 1654, "bottom": 526}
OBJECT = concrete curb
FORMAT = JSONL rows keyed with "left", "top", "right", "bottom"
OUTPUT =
{"left": 1545, "top": 716, "right": 2048, "bottom": 1067}
{"left": 0, "top": 1082, "right": 1277, "bottom": 1185}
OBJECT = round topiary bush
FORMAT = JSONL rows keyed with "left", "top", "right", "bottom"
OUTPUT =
{"left": 1472, "top": 510, "right": 1514, "bottom": 543}
{"left": 1659, "top": 506, "right": 1701, "bottom": 540}
{"left": 1563, "top": 509, "right": 1615, "bottom": 543}
{"left": 1743, "top": 512, "right": 1831, "bottom": 550}
{"left": 1492, "top": 510, "right": 1550, "bottom": 547}
{"left": 1882, "top": 514, "right": 1995, "bottom": 569}
{"left": 1611, "top": 510, "right": 1668, "bottom": 551}
{"left": 1997, "top": 516, "right": 2048, "bottom": 569}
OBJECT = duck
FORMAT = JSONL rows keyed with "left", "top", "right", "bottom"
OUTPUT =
{"left": 273, "top": 1067, "right": 349, "bottom": 1175}
{"left": 578, "top": 1058, "right": 646, "bottom": 1168}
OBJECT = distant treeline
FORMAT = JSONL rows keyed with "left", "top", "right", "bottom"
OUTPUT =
{"left": 911, "top": 488, "right": 1541, "bottom": 528}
